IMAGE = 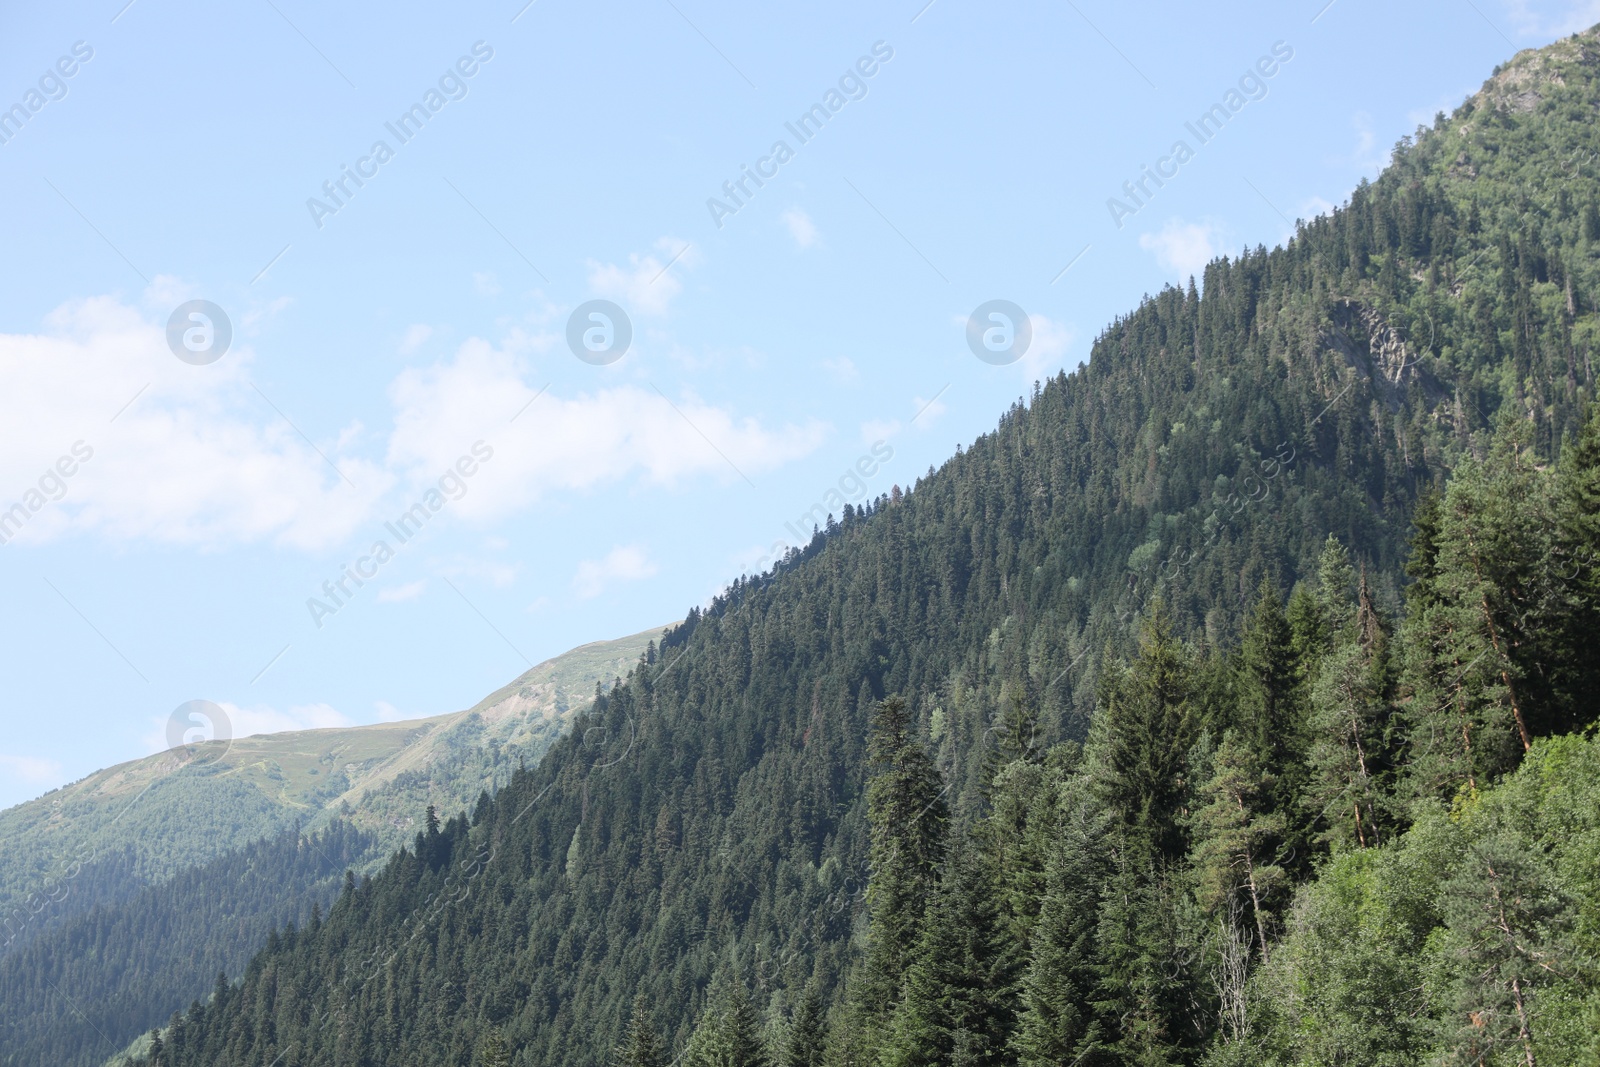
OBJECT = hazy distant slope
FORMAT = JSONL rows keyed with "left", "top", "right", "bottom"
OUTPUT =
{"left": 0, "top": 823, "right": 373, "bottom": 1067}
{"left": 0, "top": 625, "right": 664, "bottom": 954}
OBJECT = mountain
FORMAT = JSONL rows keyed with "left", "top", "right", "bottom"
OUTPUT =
{"left": 0, "top": 624, "right": 663, "bottom": 954}
{"left": 0, "top": 627, "right": 662, "bottom": 1067}
{"left": 45, "top": 24, "right": 1600, "bottom": 1067}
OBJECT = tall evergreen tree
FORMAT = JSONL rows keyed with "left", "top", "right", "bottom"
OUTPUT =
{"left": 478, "top": 1026, "right": 513, "bottom": 1067}
{"left": 783, "top": 984, "right": 826, "bottom": 1067}
{"left": 1013, "top": 775, "right": 1113, "bottom": 1067}
{"left": 1094, "top": 603, "right": 1198, "bottom": 862}
{"left": 1091, "top": 854, "right": 1205, "bottom": 1067}
{"left": 1399, "top": 421, "right": 1556, "bottom": 806}
{"left": 1231, "top": 582, "right": 1310, "bottom": 867}
{"left": 1304, "top": 538, "right": 1392, "bottom": 851}
{"left": 862, "top": 696, "right": 948, "bottom": 1008}
{"left": 684, "top": 983, "right": 769, "bottom": 1067}
{"left": 614, "top": 996, "right": 666, "bottom": 1067}
{"left": 1435, "top": 831, "right": 1574, "bottom": 1067}
{"left": 883, "top": 846, "right": 1019, "bottom": 1067}
{"left": 1191, "top": 731, "right": 1286, "bottom": 961}
{"left": 1553, "top": 400, "right": 1600, "bottom": 726}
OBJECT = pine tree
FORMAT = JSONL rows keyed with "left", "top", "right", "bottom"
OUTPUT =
{"left": 1233, "top": 582, "right": 1302, "bottom": 766}
{"left": 479, "top": 1026, "right": 513, "bottom": 1067}
{"left": 1314, "top": 535, "right": 1357, "bottom": 641}
{"left": 1303, "top": 538, "right": 1393, "bottom": 851}
{"left": 1191, "top": 731, "right": 1286, "bottom": 962}
{"left": 1232, "top": 582, "right": 1310, "bottom": 866}
{"left": 1091, "top": 853, "right": 1202, "bottom": 1067}
{"left": 1436, "top": 831, "right": 1573, "bottom": 1067}
{"left": 683, "top": 982, "right": 769, "bottom": 1067}
{"left": 1400, "top": 422, "right": 1556, "bottom": 806}
{"left": 1553, "top": 399, "right": 1600, "bottom": 728}
{"left": 1286, "top": 583, "right": 1327, "bottom": 685}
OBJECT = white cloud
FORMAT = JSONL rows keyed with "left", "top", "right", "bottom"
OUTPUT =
{"left": 1139, "top": 219, "right": 1224, "bottom": 281}
{"left": 782, "top": 207, "right": 819, "bottom": 249}
{"left": 909, "top": 392, "right": 947, "bottom": 428}
{"left": 0, "top": 294, "right": 824, "bottom": 555}
{"left": 140, "top": 700, "right": 355, "bottom": 752}
{"left": 1299, "top": 195, "right": 1337, "bottom": 222}
{"left": 1019, "top": 315, "right": 1078, "bottom": 380}
{"left": 377, "top": 579, "right": 427, "bottom": 603}
{"left": 1503, "top": 0, "right": 1600, "bottom": 36}
{"left": 473, "top": 272, "right": 502, "bottom": 296}
{"left": 399, "top": 324, "right": 433, "bottom": 355}
{"left": 0, "top": 753, "right": 62, "bottom": 784}
{"left": 586, "top": 237, "right": 699, "bottom": 316}
{"left": 861, "top": 418, "right": 900, "bottom": 444}
{"left": 1406, "top": 89, "right": 1475, "bottom": 130}
{"left": 1343, "top": 111, "right": 1391, "bottom": 176}
{"left": 386, "top": 342, "right": 829, "bottom": 520}
{"left": 0, "top": 294, "right": 392, "bottom": 552}
{"left": 822, "top": 356, "right": 859, "bottom": 383}
{"left": 573, "top": 545, "right": 658, "bottom": 599}
{"left": 439, "top": 556, "right": 520, "bottom": 588}
{"left": 372, "top": 700, "right": 408, "bottom": 722}
{"left": 862, "top": 390, "right": 952, "bottom": 445}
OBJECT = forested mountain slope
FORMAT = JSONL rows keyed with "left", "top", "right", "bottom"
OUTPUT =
{"left": 124, "top": 26, "right": 1600, "bottom": 1067}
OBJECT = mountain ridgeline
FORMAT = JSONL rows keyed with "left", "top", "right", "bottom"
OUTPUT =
{"left": 123, "top": 26, "right": 1600, "bottom": 1067}
{"left": 0, "top": 625, "right": 661, "bottom": 956}
{"left": 0, "top": 629, "right": 661, "bottom": 1067}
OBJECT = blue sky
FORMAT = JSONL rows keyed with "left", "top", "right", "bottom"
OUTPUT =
{"left": 1, "top": 0, "right": 1594, "bottom": 808}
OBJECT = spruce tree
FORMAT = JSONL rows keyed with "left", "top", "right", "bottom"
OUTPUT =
{"left": 783, "top": 984, "right": 826, "bottom": 1067}
{"left": 1093, "top": 602, "right": 1197, "bottom": 862}
{"left": 883, "top": 846, "right": 1019, "bottom": 1067}
{"left": 862, "top": 695, "right": 948, "bottom": 1008}
{"left": 1400, "top": 422, "right": 1555, "bottom": 806}
{"left": 614, "top": 996, "right": 666, "bottom": 1067}
{"left": 1013, "top": 775, "right": 1112, "bottom": 1067}
{"left": 1553, "top": 399, "right": 1600, "bottom": 728}
{"left": 683, "top": 983, "right": 769, "bottom": 1067}
{"left": 1091, "top": 853, "right": 1201, "bottom": 1066}
{"left": 1232, "top": 582, "right": 1310, "bottom": 866}
{"left": 479, "top": 1026, "right": 513, "bottom": 1067}
{"left": 1302, "top": 538, "right": 1394, "bottom": 851}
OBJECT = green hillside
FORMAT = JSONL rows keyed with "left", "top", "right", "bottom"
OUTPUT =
{"left": 0, "top": 624, "right": 664, "bottom": 956}
{"left": 38, "top": 23, "right": 1600, "bottom": 1067}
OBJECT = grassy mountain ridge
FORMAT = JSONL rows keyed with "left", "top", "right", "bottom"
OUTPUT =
{"left": 0, "top": 625, "right": 664, "bottom": 957}
{"left": 71, "top": 24, "right": 1600, "bottom": 1067}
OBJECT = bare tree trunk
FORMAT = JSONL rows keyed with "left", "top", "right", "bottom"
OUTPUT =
{"left": 1236, "top": 795, "right": 1272, "bottom": 966}
{"left": 1213, "top": 903, "right": 1251, "bottom": 1045}
{"left": 1511, "top": 976, "right": 1536, "bottom": 1067}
